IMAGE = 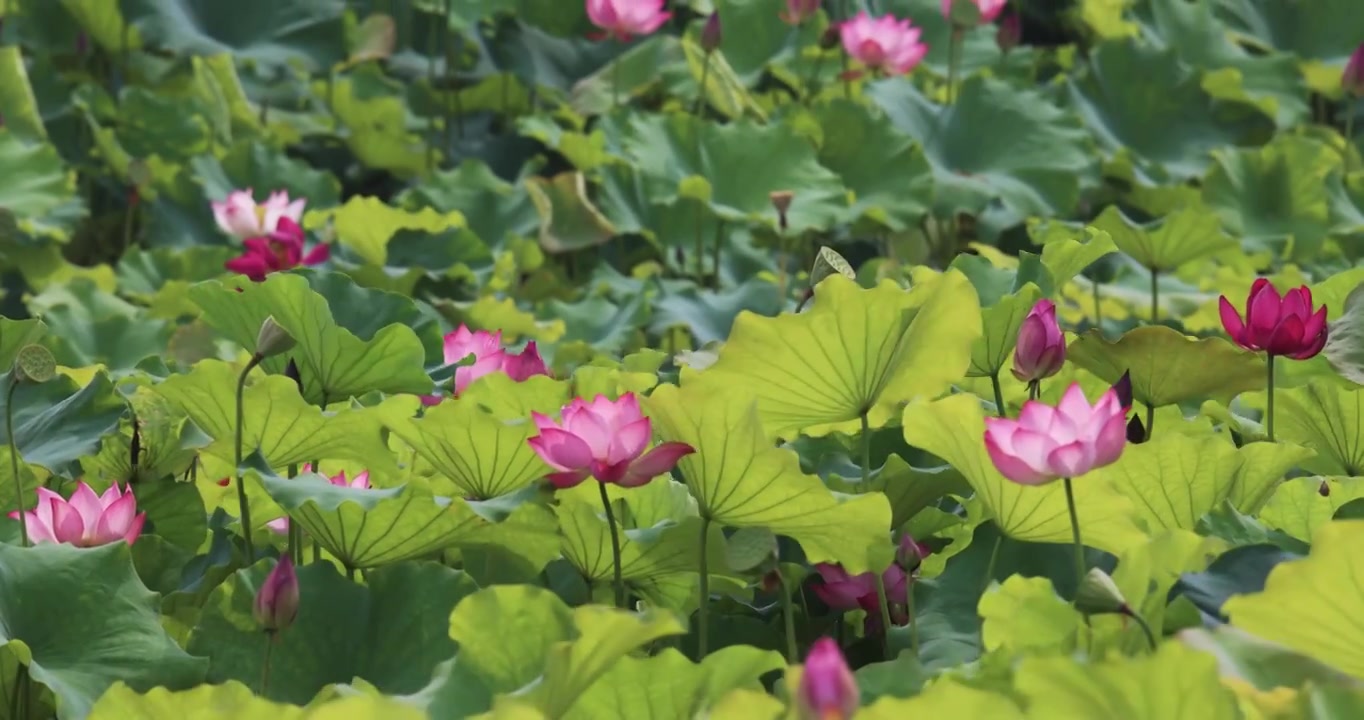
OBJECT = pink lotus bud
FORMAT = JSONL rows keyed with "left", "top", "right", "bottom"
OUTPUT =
{"left": 1219, "top": 278, "right": 1328, "bottom": 360}
{"left": 527, "top": 393, "right": 694, "bottom": 489}
{"left": 700, "top": 13, "right": 722, "bottom": 53}
{"left": 254, "top": 556, "right": 300, "bottom": 632}
{"left": 984, "top": 383, "right": 1128, "bottom": 485}
{"left": 996, "top": 11, "right": 1021, "bottom": 53}
{"left": 896, "top": 533, "right": 930, "bottom": 572}
{"left": 8, "top": 482, "right": 146, "bottom": 547}
{"left": 781, "top": 0, "right": 821, "bottom": 25}
{"left": 1011, "top": 299, "right": 1065, "bottom": 383}
{"left": 797, "top": 638, "right": 859, "bottom": 720}
{"left": 1345, "top": 43, "right": 1364, "bottom": 97}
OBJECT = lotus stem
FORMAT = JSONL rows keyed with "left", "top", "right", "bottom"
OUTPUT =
{"left": 1145, "top": 402, "right": 1155, "bottom": 441}
{"left": 1266, "top": 354, "right": 1276, "bottom": 442}
{"left": 710, "top": 220, "right": 725, "bottom": 290}
{"left": 694, "top": 52, "right": 712, "bottom": 117}
{"left": 980, "top": 531, "right": 1002, "bottom": 594}
{"left": 990, "top": 373, "right": 1007, "bottom": 418}
{"left": 6, "top": 377, "right": 26, "bottom": 547}
{"left": 694, "top": 199, "right": 707, "bottom": 282}
{"left": 779, "top": 570, "right": 798, "bottom": 663}
{"left": 947, "top": 28, "right": 963, "bottom": 105}
{"left": 598, "top": 481, "right": 626, "bottom": 609}
{"left": 260, "top": 632, "right": 275, "bottom": 697}
{"left": 1149, "top": 269, "right": 1159, "bottom": 324}
{"left": 235, "top": 354, "right": 265, "bottom": 564}
{"left": 1347, "top": 110, "right": 1356, "bottom": 178}
{"left": 1126, "top": 608, "right": 1158, "bottom": 652}
{"left": 698, "top": 515, "right": 712, "bottom": 658}
{"left": 906, "top": 577, "right": 920, "bottom": 657}
{"left": 1062, "top": 477, "right": 1085, "bottom": 606}
{"left": 612, "top": 51, "right": 622, "bottom": 108}
{"left": 873, "top": 572, "right": 894, "bottom": 659}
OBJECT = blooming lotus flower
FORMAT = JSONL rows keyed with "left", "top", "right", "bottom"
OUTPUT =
{"left": 1012, "top": 299, "right": 1066, "bottom": 383}
{"left": 1219, "top": 278, "right": 1328, "bottom": 360}
{"left": 422, "top": 326, "right": 551, "bottom": 405}
{"left": 528, "top": 393, "right": 694, "bottom": 488}
{"left": 1345, "top": 43, "right": 1364, "bottom": 97}
{"left": 254, "top": 556, "right": 300, "bottom": 632}
{"left": 797, "top": 638, "right": 859, "bottom": 720}
{"left": 839, "top": 12, "right": 928, "bottom": 76}
{"left": 224, "top": 218, "right": 330, "bottom": 282}
{"left": 9, "top": 482, "right": 146, "bottom": 547}
{"left": 942, "top": 0, "right": 1007, "bottom": 23}
{"left": 212, "top": 189, "right": 306, "bottom": 240}
{"left": 586, "top": 0, "right": 671, "bottom": 41}
{"left": 267, "top": 465, "right": 369, "bottom": 534}
{"left": 984, "top": 383, "right": 1128, "bottom": 485}
{"left": 781, "top": 0, "right": 820, "bottom": 25}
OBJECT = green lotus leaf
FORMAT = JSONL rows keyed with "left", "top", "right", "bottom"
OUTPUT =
{"left": 859, "top": 679, "right": 1023, "bottom": 719}
{"left": 810, "top": 99, "right": 933, "bottom": 232}
{"left": 1180, "top": 626, "right": 1356, "bottom": 694}
{"left": 647, "top": 384, "right": 893, "bottom": 574}
{"left": 399, "top": 160, "right": 538, "bottom": 249}
{"left": 0, "top": 543, "right": 207, "bottom": 720}
{"left": 0, "top": 47, "right": 45, "bottom": 141}
{"left": 1090, "top": 204, "right": 1237, "bottom": 272}
{"left": 826, "top": 454, "right": 971, "bottom": 532}
{"left": 0, "top": 369, "right": 125, "bottom": 476}
{"left": 979, "top": 575, "right": 1083, "bottom": 655}
{"left": 0, "top": 318, "right": 47, "bottom": 370}
{"left": 1015, "top": 641, "right": 1241, "bottom": 718}
{"left": 525, "top": 172, "right": 617, "bottom": 254}
{"left": 682, "top": 36, "right": 760, "bottom": 121}
{"left": 1067, "top": 326, "right": 1266, "bottom": 408}
{"left": 89, "top": 681, "right": 428, "bottom": 719}
{"left": 154, "top": 360, "right": 395, "bottom": 473}
{"left": 29, "top": 279, "right": 169, "bottom": 374}
{"left": 901, "top": 393, "right": 1147, "bottom": 555}
{"left": 259, "top": 472, "right": 484, "bottom": 570}
{"left": 0, "top": 129, "right": 84, "bottom": 241}
{"left": 189, "top": 272, "right": 433, "bottom": 403}
{"left": 548, "top": 294, "right": 647, "bottom": 355}
{"left": 304, "top": 195, "right": 465, "bottom": 268}
{"left": 194, "top": 141, "right": 341, "bottom": 214}
{"left": 650, "top": 280, "right": 783, "bottom": 347}
{"left": 562, "top": 646, "right": 781, "bottom": 720}
{"left": 1089, "top": 433, "right": 1313, "bottom": 531}
{"left": 1031, "top": 223, "right": 1118, "bottom": 289}
{"left": 1105, "top": 530, "right": 1225, "bottom": 654}
{"left": 117, "top": 246, "right": 238, "bottom": 319}
{"left": 123, "top": 0, "right": 346, "bottom": 72}
{"left": 687, "top": 271, "right": 981, "bottom": 437}
{"left": 1225, "top": 519, "right": 1364, "bottom": 679}
{"left": 1205, "top": 0, "right": 1364, "bottom": 95}
{"left": 867, "top": 76, "right": 1096, "bottom": 238}
{"left": 967, "top": 283, "right": 1044, "bottom": 379}
{"left": 715, "top": 0, "right": 823, "bottom": 84}
{"left": 1176, "top": 543, "right": 1305, "bottom": 623}
{"left": 1275, "top": 381, "right": 1364, "bottom": 476}
{"left": 1067, "top": 40, "right": 1273, "bottom": 184}
{"left": 187, "top": 559, "right": 477, "bottom": 704}
{"left": 454, "top": 499, "right": 562, "bottom": 587}
{"left": 1203, "top": 135, "right": 1337, "bottom": 261}
{"left": 318, "top": 68, "right": 429, "bottom": 178}
{"left": 1258, "top": 477, "right": 1364, "bottom": 544}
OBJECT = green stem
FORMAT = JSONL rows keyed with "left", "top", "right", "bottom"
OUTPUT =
{"left": 287, "top": 463, "right": 301, "bottom": 566}
{"left": 980, "top": 531, "right": 1003, "bottom": 593}
{"left": 612, "top": 52, "right": 621, "bottom": 109}
{"left": 1028, "top": 380, "right": 1041, "bottom": 402}
{"left": 990, "top": 372, "right": 1007, "bottom": 418}
{"left": 694, "top": 53, "right": 712, "bottom": 117}
{"left": 346, "top": 564, "right": 356, "bottom": 581}
{"left": 1145, "top": 402, "right": 1155, "bottom": 442}
{"left": 1347, "top": 109, "right": 1356, "bottom": 178}
{"left": 1266, "top": 354, "right": 1276, "bottom": 442}
{"left": 1127, "top": 609, "right": 1158, "bottom": 652}
{"left": 235, "top": 354, "right": 264, "bottom": 565}
{"left": 1092, "top": 278, "right": 1102, "bottom": 328}
{"left": 906, "top": 578, "right": 919, "bottom": 657}
{"left": 947, "top": 29, "right": 963, "bottom": 104}
{"left": 598, "top": 481, "right": 626, "bottom": 609}
{"left": 1062, "top": 478, "right": 1086, "bottom": 606}
{"left": 860, "top": 412, "right": 872, "bottom": 485}
{"left": 694, "top": 199, "right": 706, "bottom": 282}
{"left": 710, "top": 220, "right": 725, "bottom": 289}
{"left": 1149, "top": 269, "right": 1159, "bottom": 324}
{"left": 873, "top": 572, "right": 894, "bottom": 658}
{"left": 6, "top": 378, "right": 27, "bottom": 547}
{"left": 697, "top": 515, "right": 712, "bottom": 659}
{"left": 779, "top": 570, "right": 798, "bottom": 663}
{"left": 260, "top": 632, "right": 275, "bottom": 697}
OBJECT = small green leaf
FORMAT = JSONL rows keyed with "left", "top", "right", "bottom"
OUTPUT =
{"left": 967, "top": 284, "right": 1043, "bottom": 378}
{"left": 979, "top": 575, "right": 1082, "bottom": 654}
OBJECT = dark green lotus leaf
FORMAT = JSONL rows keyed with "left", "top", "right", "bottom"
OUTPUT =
{"left": 1067, "top": 39, "right": 1274, "bottom": 184}
{"left": 868, "top": 77, "right": 1097, "bottom": 239}
{"left": 191, "top": 140, "right": 342, "bottom": 212}
{"left": 649, "top": 279, "right": 782, "bottom": 346}
{"left": 826, "top": 455, "right": 971, "bottom": 532}
{"left": 0, "top": 319, "right": 47, "bottom": 371}
{"left": 1207, "top": 0, "right": 1364, "bottom": 95}
{"left": 0, "top": 130, "right": 84, "bottom": 242}
{"left": 0, "top": 543, "right": 207, "bottom": 720}
{"left": 811, "top": 99, "right": 934, "bottom": 232}
{"left": 716, "top": 0, "right": 824, "bottom": 84}
{"left": 547, "top": 293, "right": 647, "bottom": 355}
{"left": 28, "top": 279, "right": 169, "bottom": 375}
{"left": 123, "top": 0, "right": 347, "bottom": 72}
{"left": 883, "top": 0, "right": 1017, "bottom": 78}
{"left": 0, "top": 47, "right": 46, "bottom": 142}
{"left": 1172, "top": 544, "right": 1298, "bottom": 620}
{"left": 1203, "top": 135, "right": 1337, "bottom": 261}
{"left": 0, "top": 370, "right": 126, "bottom": 477}
{"left": 399, "top": 160, "right": 538, "bottom": 249}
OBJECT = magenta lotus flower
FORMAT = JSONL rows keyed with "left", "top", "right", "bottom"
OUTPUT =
{"left": 586, "top": 0, "right": 671, "bottom": 41}
{"left": 267, "top": 465, "right": 369, "bottom": 534}
{"left": 1345, "top": 43, "right": 1364, "bottom": 97}
{"left": 254, "top": 556, "right": 300, "bottom": 632}
{"left": 422, "top": 325, "right": 551, "bottom": 405}
{"left": 212, "top": 188, "right": 306, "bottom": 240}
{"left": 781, "top": 0, "right": 820, "bottom": 25}
{"left": 839, "top": 12, "right": 928, "bottom": 76}
{"left": 797, "top": 638, "right": 859, "bottom": 720}
{"left": 1219, "top": 278, "right": 1328, "bottom": 360}
{"left": 942, "top": 0, "right": 1007, "bottom": 23}
{"left": 9, "top": 482, "right": 146, "bottom": 547}
{"left": 528, "top": 393, "right": 694, "bottom": 489}
{"left": 1012, "top": 299, "right": 1066, "bottom": 383}
{"left": 224, "top": 218, "right": 330, "bottom": 282}
{"left": 984, "top": 383, "right": 1128, "bottom": 485}
{"left": 996, "top": 11, "right": 1021, "bottom": 53}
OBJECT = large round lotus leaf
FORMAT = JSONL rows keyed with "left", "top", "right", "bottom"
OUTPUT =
{"left": 1208, "top": 0, "right": 1364, "bottom": 94}
{"left": 649, "top": 279, "right": 782, "bottom": 346}
{"left": 122, "top": 0, "right": 347, "bottom": 72}
{"left": 0, "top": 370, "right": 125, "bottom": 477}
{"left": 0, "top": 130, "right": 84, "bottom": 242}
{"left": 1067, "top": 39, "right": 1274, "bottom": 184}
{"left": 867, "top": 76, "right": 1097, "bottom": 239}
{"left": 1066, "top": 326, "right": 1266, "bottom": 408}
{"left": 399, "top": 160, "right": 539, "bottom": 249}
{"left": 809, "top": 99, "right": 934, "bottom": 232}
{"left": 89, "top": 681, "right": 429, "bottom": 719}
{"left": 1274, "top": 382, "right": 1364, "bottom": 476}
{"left": 1203, "top": 134, "right": 1338, "bottom": 261}
{"left": 560, "top": 646, "right": 781, "bottom": 720}
{"left": 0, "top": 543, "right": 207, "bottom": 720}
{"left": 859, "top": 680, "right": 1023, "bottom": 719}
{"left": 187, "top": 559, "right": 478, "bottom": 704}
{"left": 28, "top": 279, "right": 169, "bottom": 374}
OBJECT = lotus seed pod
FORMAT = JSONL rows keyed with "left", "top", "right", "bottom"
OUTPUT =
{"left": 12, "top": 344, "right": 56, "bottom": 384}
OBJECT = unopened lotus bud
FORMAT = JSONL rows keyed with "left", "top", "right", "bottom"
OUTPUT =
{"left": 700, "top": 13, "right": 722, "bottom": 54}
{"left": 797, "top": 638, "right": 859, "bottom": 720}
{"left": 1320, "top": 480, "right": 1331, "bottom": 497}
{"left": 284, "top": 357, "right": 304, "bottom": 395}
{"left": 254, "top": 316, "right": 296, "bottom": 359}
{"left": 1110, "top": 370, "right": 1133, "bottom": 409}
{"left": 1345, "top": 43, "right": 1364, "bottom": 97}
{"left": 12, "top": 344, "right": 56, "bottom": 384}
{"left": 896, "top": 533, "right": 930, "bottom": 573}
{"left": 1126, "top": 414, "right": 1147, "bottom": 444}
{"left": 1075, "top": 567, "right": 1129, "bottom": 616}
{"left": 996, "top": 11, "right": 1021, "bottom": 54}
{"left": 819, "top": 25, "right": 840, "bottom": 50}
{"left": 770, "top": 191, "right": 794, "bottom": 232}
{"left": 253, "top": 556, "right": 300, "bottom": 633}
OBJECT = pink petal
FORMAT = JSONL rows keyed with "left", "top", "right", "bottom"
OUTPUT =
{"left": 1046, "top": 441, "right": 1096, "bottom": 478}
{"left": 528, "top": 428, "right": 596, "bottom": 472}
{"left": 50, "top": 498, "right": 86, "bottom": 545}
{"left": 122, "top": 512, "right": 146, "bottom": 545}
{"left": 546, "top": 469, "right": 590, "bottom": 489}
{"left": 1055, "top": 383, "right": 1093, "bottom": 426}
{"left": 93, "top": 490, "right": 138, "bottom": 544}
{"left": 266, "top": 517, "right": 291, "bottom": 535}
{"left": 609, "top": 417, "right": 653, "bottom": 465}
{"left": 1090, "top": 412, "right": 1128, "bottom": 469}
{"left": 67, "top": 482, "right": 106, "bottom": 531}
{"left": 621, "top": 441, "right": 695, "bottom": 486}
{"left": 32, "top": 487, "right": 62, "bottom": 528}
{"left": 302, "top": 243, "right": 330, "bottom": 266}
{"left": 1219, "top": 296, "right": 1247, "bottom": 347}
{"left": 592, "top": 458, "right": 632, "bottom": 484}
{"left": 985, "top": 432, "right": 1055, "bottom": 485}
{"left": 349, "top": 470, "right": 371, "bottom": 489}
{"left": 531, "top": 411, "right": 562, "bottom": 433}
{"left": 1015, "top": 401, "right": 1056, "bottom": 432}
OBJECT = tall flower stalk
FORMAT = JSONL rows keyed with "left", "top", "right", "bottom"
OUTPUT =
{"left": 236, "top": 318, "right": 297, "bottom": 565}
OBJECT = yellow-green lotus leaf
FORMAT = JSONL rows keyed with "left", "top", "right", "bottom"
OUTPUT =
{"left": 305, "top": 195, "right": 465, "bottom": 266}
{"left": 968, "top": 283, "right": 1044, "bottom": 378}
{"left": 979, "top": 575, "right": 1083, "bottom": 655}
{"left": 1091, "top": 204, "right": 1236, "bottom": 272}
{"left": 563, "top": 646, "right": 782, "bottom": 720}
{"left": 1067, "top": 325, "right": 1266, "bottom": 407}
{"left": 687, "top": 271, "right": 981, "bottom": 438}
{"left": 1275, "top": 380, "right": 1364, "bottom": 476}
{"left": 1257, "top": 477, "right": 1364, "bottom": 543}
{"left": 901, "top": 393, "right": 1146, "bottom": 554}
{"left": 89, "top": 681, "right": 426, "bottom": 719}
{"left": 1225, "top": 520, "right": 1364, "bottom": 679}
{"left": 859, "top": 680, "right": 1024, "bottom": 719}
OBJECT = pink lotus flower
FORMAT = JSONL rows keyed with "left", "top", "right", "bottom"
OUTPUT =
{"left": 1218, "top": 278, "right": 1328, "bottom": 360}
{"left": 9, "top": 482, "right": 145, "bottom": 547}
{"left": 839, "top": 12, "right": 928, "bottom": 76}
{"left": 811, "top": 563, "right": 906, "bottom": 614}
{"left": 996, "top": 11, "right": 1021, "bottom": 53}
{"left": 797, "top": 638, "right": 859, "bottom": 720}
{"left": 1012, "top": 299, "right": 1066, "bottom": 383}
{"left": 942, "top": 0, "right": 1007, "bottom": 23}
{"left": 224, "top": 218, "right": 330, "bottom": 282}
{"left": 1345, "top": 43, "right": 1364, "bottom": 97}
{"left": 781, "top": 0, "right": 820, "bottom": 25}
{"left": 267, "top": 465, "right": 369, "bottom": 534}
{"left": 984, "top": 383, "right": 1128, "bottom": 485}
{"left": 212, "top": 188, "right": 306, "bottom": 240}
{"left": 421, "top": 325, "right": 550, "bottom": 405}
{"left": 586, "top": 0, "right": 671, "bottom": 41}
{"left": 528, "top": 393, "right": 694, "bottom": 489}
{"left": 254, "top": 556, "right": 300, "bottom": 632}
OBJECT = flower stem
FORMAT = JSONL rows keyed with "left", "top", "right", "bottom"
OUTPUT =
{"left": 1347, "top": 110, "right": 1356, "bottom": 178}
{"left": 694, "top": 53, "right": 712, "bottom": 117}
{"left": 1149, "top": 269, "right": 1159, "bottom": 324}
{"left": 873, "top": 572, "right": 894, "bottom": 659}
{"left": 710, "top": 220, "right": 725, "bottom": 290}
{"left": 947, "top": 28, "right": 963, "bottom": 104}
{"left": 990, "top": 373, "right": 1007, "bottom": 418}
{"left": 598, "top": 481, "right": 626, "bottom": 609}
{"left": 1126, "top": 609, "right": 1158, "bottom": 652}
{"left": 1266, "top": 354, "right": 1276, "bottom": 443}
{"left": 6, "top": 377, "right": 27, "bottom": 547}
{"left": 694, "top": 199, "right": 706, "bottom": 282}
{"left": 260, "top": 632, "right": 275, "bottom": 697}
{"left": 612, "top": 51, "right": 621, "bottom": 109}
{"left": 980, "top": 531, "right": 1003, "bottom": 594}
{"left": 1062, "top": 477, "right": 1085, "bottom": 606}
{"left": 697, "top": 514, "right": 712, "bottom": 659}
{"left": 779, "top": 570, "right": 798, "bottom": 663}
{"left": 1145, "top": 402, "right": 1155, "bottom": 442}
{"left": 860, "top": 412, "right": 871, "bottom": 486}
{"left": 1028, "top": 379, "right": 1040, "bottom": 402}
{"left": 906, "top": 578, "right": 919, "bottom": 657}
{"left": 235, "top": 354, "right": 265, "bottom": 565}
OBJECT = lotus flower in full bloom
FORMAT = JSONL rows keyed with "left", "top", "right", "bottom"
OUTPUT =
{"left": 10, "top": 482, "right": 146, "bottom": 547}
{"left": 984, "top": 383, "right": 1128, "bottom": 485}
{"left": 1012, "top": 299, "right": 1065, "bottom": 383}
{"left": 267, "top": 465, "right": 369, "bottom": 534}
{"left": 796, "top": 638, "right": 859, "bottom": 720}
{"left": 422, "top": 325, "right": 550, "bottom": 405}
{"left": 1218, "top": 278, "right": 1328, "bottom": 360}
{"left": 586, "top": 0, "right": 671, "bottom": 41}
{"left": 942, "top": 0, "right": 1007, "bottom": 23}
{"left": 839, "top": 12, "right": 928, "bottom": 76}
{"left": 810, "top": 535, "right": 928, "bottom": 631}
{"left": 527, "top": 393, "right": 694, "bottom": 489}
{"left": 224, "top": 218, "right": 330, "bottom": 282}
{"left": 212, "top": 188, "right": 306, "bottom": 240}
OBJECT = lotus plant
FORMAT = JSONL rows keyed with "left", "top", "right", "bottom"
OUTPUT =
{"left": 212, "top": 188, "right": 306, "bottom": 240}
{"left": 1219, "top": 279, "right": 1328, "bottom": 441}
{"left": 586, "top": 0, "right": 670, "bottom": 106}
{"left": 984, "top": 383, "right": 1128, "bottom": 599}
{"left": 423, "top": 325, "right": 550, "bottom": 405}
{"left": 528, "top": 393, "right": 694, "bottom": 609}
{"left": 1012, "top": 298, "right": 1066, "bottom": 394}
{"left": 796, "top": 638, "right": 859, "bottom": 720}
{"left": 254, "top": 555, "right": 300, "bottom": 696}
{"left": 224, "top": 217, "right": 330, "bottom": 282}
{"left": 812, "top": 534, "right": 929, "bottom": 648}
{"left": 1345, "top": 43, "right": 1364, "bottom": 174}
{"left": 10, "top": 482, "right": 146, "bottom": 547}
{"left": 839, "top": 12, "right": 928, "bottom": 77}
{"left": 267, "top": 465, "right": 369, "bottom": 535}
{"left": 942, "top": 0, "right": 1007, "bottom": 23}
{"left": 781, "top": 0, "right": 820, "bottom": 25}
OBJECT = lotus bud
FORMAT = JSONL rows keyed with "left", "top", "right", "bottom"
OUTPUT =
{"left": 1345, "top": 43, "right": 1364, "bottom": 97}
{"left": 1075, "top": 567, "right": 1129, "bottom": 616}
{"left": 284, "top": 357, "right": 304, "bottom": 395}
{"left": 818, "top": 25, "right": 840, "bottom": 50}
{"left": 996, "top": 11, "right": 1021, "bottom": 54}
{"left": 796, "top": 638, "right": 859, "bottom": 720}
{"left": 1320, "top": 480, "right": 1331, "bottom": 497}
{"left": 700, "top": 13, "right": 722, "bottom": 54}
{"left": 254, "top": 316, "right": 296, "bottom": 359}
{"left": 770, "top": 190, "right": 794, "bottom": 232}
{"left": 1110, "top": 370, "right": 1133, "bottom": 409}
{"left": 254, "top": 556, "right": 300, "bottom": 633}
{"left": 11, "top": 344, "right": 55, "bottom": 384}
{"left": 1126, "top": 414, "right": 1147, "bottom": 444}
{"left": 896, "top": 533, "right": 929, "bottom": 573}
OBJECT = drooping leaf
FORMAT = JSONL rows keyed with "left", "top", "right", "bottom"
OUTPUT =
{"left": 967, "top": 283, "right": 1044, "bottom": 378}
{"left": 0, "top": 370, "right": 125, "bottom": 476}
{"left": 1067, "top": 326, "right": 1266, "bottom": 408}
